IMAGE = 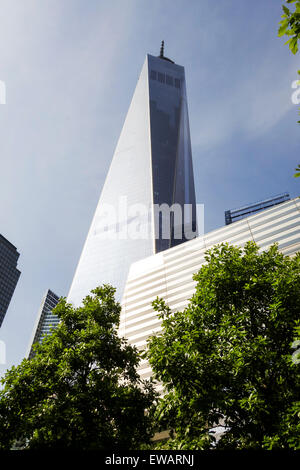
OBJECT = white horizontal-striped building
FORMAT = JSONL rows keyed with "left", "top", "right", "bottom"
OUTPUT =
{"left": 119, "top": 197, "right": 300, "bottom": 389}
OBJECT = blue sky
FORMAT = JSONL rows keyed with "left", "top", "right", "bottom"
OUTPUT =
{"left": 0, "top": 0, "right": 299, "bottom": 376}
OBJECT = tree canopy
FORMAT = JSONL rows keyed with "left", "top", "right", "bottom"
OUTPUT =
{"left": 0, "top": 285, "right": 156, "bottom": 450}
{"left": 278, "top": 0, "right": 300, "bottom": 138}
{"left": 1, "top": 245, "right": 299, "bottom": 450}
{"left": 278, "top": 0, "right": 300, "bottom": 55}
{"left": 146, "top": 242, "right": 300, "bottom": 449}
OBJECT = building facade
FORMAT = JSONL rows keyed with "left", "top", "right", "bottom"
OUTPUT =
{"left": 28, "top": 289, "right": 60, "bottom": 359}
{"left": 119, "top": 197, "right": 300, "bottom": 391}
{"left": 0, "top": 234, "right": 21, "bottom": 327}
{"left": 225, "top": 192, "right": 290, "bottom": 225}
{"left": 68, "top": 49, "right": 197, "bottom": 306}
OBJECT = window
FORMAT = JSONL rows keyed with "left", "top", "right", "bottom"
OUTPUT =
{"left": 158, "top": 72, "right": 165, "bottom": 83}
{"left": 166, "top": 75, "right": 173, "bottom": 86}
{"left": 150, "top": 70, "right": 157, "bottom": 80}
{"left": 175, "top": 78, "right": 181, "bottom": 89}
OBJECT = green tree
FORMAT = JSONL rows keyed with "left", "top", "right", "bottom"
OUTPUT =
{"left": 278, "top": 1, "right": 300, "bottom": 179}
{"left": 146, "top": 242, "right": 300, "bottom": 449}
{"left": 0, "top": 285, "right": 156, "bottom": 450}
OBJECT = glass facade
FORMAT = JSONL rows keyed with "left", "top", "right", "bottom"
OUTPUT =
{"left": 148, "top": 55, "right": 197, "bottom": 251}
{"left": 68, "top": 53, "right": 197, "bottom": 305}
{"left": 28, "top": 289, "right": 60, "bottom": 359}
{"left": 0, "top": 234, "right": 21, "bottom": 327}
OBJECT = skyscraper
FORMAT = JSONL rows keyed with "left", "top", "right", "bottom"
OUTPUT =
{"left": 28, "top": 289, "right": 60, "bottom": 359}
{"left": 68, "top": 45, "right": 197, "bottom": 305}
{"left": 0, "top": 233, "right": 21, "bottom": 327}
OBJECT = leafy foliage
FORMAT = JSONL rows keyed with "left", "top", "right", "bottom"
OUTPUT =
{"left": 0, "top": 285, "right": 156, "bottom": 450}
{"left": 294, "top": 164, "right": 300, "bottom": 177}
{"left": 278, "top": 0, "right": 300, "bottom": 54}
{"left": 278, "top": 0, "right": 300, "bottom": 133}
{"left": 146, "top": 242, "right": 300, "bottom": 449}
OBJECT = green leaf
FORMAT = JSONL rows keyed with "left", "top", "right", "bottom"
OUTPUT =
{"left": 278, "top": 23, "right": 289, "bottom": 36}
{"left": 282, "top": 5, "right": 290, "bottom": 15}
{"left": 294, "top": 164, "right": 300, "bottom": 177}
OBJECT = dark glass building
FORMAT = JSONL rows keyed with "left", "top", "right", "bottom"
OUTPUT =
{"left": 0, "top": 234, "right": 21, "bottom": 327}
{"left": 28, "top": 289, "right": 60, "bottom": 359}
{"left": 225, "top": 193, "right": 290, "bottom": 225}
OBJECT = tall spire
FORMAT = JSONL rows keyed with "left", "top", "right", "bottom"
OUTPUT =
{"left": 157, "top": 40, "right": 174, "bottom": 64}
{"left": 160, "top": 40, "right": 164, "bottom": 58}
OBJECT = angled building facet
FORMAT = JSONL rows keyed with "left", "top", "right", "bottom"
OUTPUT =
{"left": 28, "top": 289, "right": 60, "bottom": 359}
{"left": 68, "top": 51, "right": 197, "bottom": 305}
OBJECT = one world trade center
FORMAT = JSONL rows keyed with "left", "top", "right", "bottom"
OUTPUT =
{"left": 68, "top": 44, "right": 198, "bottom": 305}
